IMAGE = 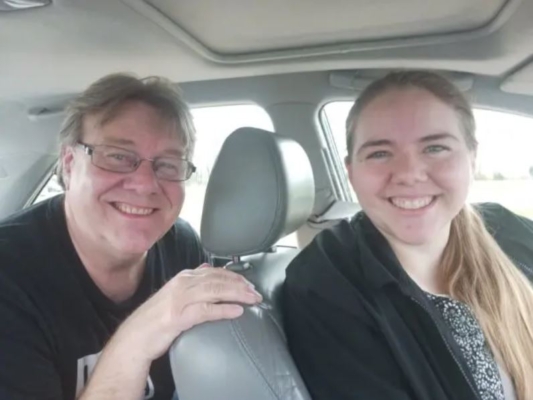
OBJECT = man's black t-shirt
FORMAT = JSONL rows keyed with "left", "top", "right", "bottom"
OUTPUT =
{"left": 0, "top": 195, "right": 207, "bottom": 400}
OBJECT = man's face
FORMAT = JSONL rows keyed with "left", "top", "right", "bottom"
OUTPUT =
{"left": 62, "top": 101, "right": 186, "bottom": 257}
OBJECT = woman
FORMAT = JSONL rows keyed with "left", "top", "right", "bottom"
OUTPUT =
{"left": 283, "top": 71, "right": 533, "bottom": 400}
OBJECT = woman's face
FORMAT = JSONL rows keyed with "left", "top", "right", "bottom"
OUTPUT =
{"left": 346, "top": 87, "right": 475, "bottom": 246}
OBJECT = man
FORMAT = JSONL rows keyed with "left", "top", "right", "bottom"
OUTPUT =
{"left": 0, "top": 74, "right": 262, "bottom": 400}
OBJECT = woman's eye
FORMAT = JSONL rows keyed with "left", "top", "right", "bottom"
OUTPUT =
{"left": 366, "top": 151, "right": 391, "bottom": 160}
{"left": 424, "top": 145, "right": 450, "bottom": 154}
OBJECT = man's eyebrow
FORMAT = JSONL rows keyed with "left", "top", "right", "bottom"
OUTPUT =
{"left": 419, "top": 133, "right": 459, "bottom": 143}
{"left": 101, "top": 138, "right": 185, "bottom": 158}
{"left": 160, "top": 148, "right": 185, "bottom": 158}
{"left": 102, "top": 137, "right": 135, "bottom": 146}
{"left": 356, "top": 139, "right": 393, "bottom": 155}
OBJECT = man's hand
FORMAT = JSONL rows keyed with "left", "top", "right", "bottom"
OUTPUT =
{"left": 79, "top": 264, "right": 261, "bottom": 399}
{"left": 115, "top": 264, "right": 262, "bottom": 362}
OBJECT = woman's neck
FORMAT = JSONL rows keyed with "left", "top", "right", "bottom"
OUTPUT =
{"left": 385, "top": 227, "right": 451, "bottom": 295}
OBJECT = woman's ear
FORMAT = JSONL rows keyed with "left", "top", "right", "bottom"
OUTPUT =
{"left": 469, "top": 149, "right": 477, "bottom": 182}
{"left": 345, "top": 155, "right": 353, "bottom": 180}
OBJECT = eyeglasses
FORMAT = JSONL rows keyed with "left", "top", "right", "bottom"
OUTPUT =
{"left": 77, "top": 142, "right": 196, "bottom": 182}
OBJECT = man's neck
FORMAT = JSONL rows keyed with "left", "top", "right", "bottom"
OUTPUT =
{"left": 64, "top": 207, "right": 147, "bottom": 304}
{"left": 77, "top": 248, "right": 147, "bottom": 304}
{"left": 386, "top": 228, "right": 450, "bottom": 295}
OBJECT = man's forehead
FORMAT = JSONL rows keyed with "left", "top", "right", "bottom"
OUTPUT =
{"left": 81, "top": 107, "right": 186, "bottom": 155}
{"left": 84, "top": 102, "right": 169, "bottom": 129}
{"left": 82, "top": 115, "right": 186, "bottom": 157}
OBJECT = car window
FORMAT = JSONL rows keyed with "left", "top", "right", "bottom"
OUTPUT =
{"left": 321, "top": 102, "right": 533, "bottom": 219}
{"left": 34, "top": 104, "right": 297, "bottom": 246}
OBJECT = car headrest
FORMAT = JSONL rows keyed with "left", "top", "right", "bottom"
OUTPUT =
{"left": 201, "top": 127, "right": 315, "bottom": 257}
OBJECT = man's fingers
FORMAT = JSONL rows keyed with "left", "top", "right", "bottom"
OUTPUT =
{"left": 178, "top": 302, "right": 245, "bottom": 332}
{"left": 163, "top": 267, "right": 261, "bottom": 334}
{"left": 179, "top": 267, "right": 255, "bottom": 294}
{"left": 193, "top": 266, "right": 252, "bottom": 284}
{"left": 186, "top": 280, "right": 262, "bottom": 305}
{"left": 199, "top": 302, "right": 245, "bottom": 322}
{"left": 172, "top": 267, "right": 251, "bottom": 291}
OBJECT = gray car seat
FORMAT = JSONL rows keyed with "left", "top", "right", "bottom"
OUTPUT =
{"left": 169, "top": 127, "right": 315, "bottom": 400}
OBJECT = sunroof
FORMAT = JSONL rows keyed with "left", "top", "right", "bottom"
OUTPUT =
{"left": 0, "top": 0, "right": 51, "bottom": 11}
{"left": 145, "top": 0, "right": 509, "bottom": 54}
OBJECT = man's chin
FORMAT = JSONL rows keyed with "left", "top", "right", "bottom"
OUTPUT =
{"left": 110, "top": 236, "right": 157, "bottom": 257}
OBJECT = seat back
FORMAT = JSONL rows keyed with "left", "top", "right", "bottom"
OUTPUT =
{"left": 170, "top": 127, "right": 314, "bottom": 400}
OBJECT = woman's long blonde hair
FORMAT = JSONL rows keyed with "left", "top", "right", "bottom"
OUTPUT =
{"left": 345, "top": 71, "right": 533, "bottom": 400}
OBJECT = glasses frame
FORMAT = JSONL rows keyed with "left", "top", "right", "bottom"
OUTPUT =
{"left": 76, "top": 142, "right": 196, "bottom": 182}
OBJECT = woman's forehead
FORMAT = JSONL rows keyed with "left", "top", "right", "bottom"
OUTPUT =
{"left": 354, "top": 88, "right": 463, "bottom": 144}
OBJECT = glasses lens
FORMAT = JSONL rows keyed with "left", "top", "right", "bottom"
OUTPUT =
{"left": 92, "top": 146, "right": 138, "bottom": 172}
{"left": 154, "top": 158, "right": 193, "bottom": 181}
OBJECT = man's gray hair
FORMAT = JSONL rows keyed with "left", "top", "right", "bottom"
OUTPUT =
{"left": 56, "top": 73, "right": 196, "bottom": 188}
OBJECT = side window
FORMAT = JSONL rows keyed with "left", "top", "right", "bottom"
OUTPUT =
{"left": 34, "top": 173, "right": 63, "bottom": 204}
{"left": 33, "top": 105, "right": 299, "bottom": 245}
{"left": 321, "top": 102, "right": 533, "bottom": 219}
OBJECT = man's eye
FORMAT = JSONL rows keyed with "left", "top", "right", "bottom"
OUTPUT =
{"left": 157, "top": 162, "right": 179, "bottom": 171}
{"left": 366, "top": 151, "right": 391, "bottom": 160}
{"left": 109, "top": 153, "right": 127, "bottom": 161}
{"left": 107, "top": 152, "right": 137, "bottom": 163}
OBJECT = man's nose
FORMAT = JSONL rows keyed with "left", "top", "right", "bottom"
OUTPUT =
{"left": 122, "top": 160, "right": 160, "bottom": 194}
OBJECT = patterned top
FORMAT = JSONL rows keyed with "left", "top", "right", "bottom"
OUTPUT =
{"left": 425, "top": 293, "right": 505, "bottom": 400}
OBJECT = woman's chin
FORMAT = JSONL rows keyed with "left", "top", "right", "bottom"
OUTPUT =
{"left": 387, "top": 223, "right": 451, "bottom": 247}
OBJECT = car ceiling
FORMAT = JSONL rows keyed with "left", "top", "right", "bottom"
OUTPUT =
{"left": 2, "top": 0, "right": 533, "bottom": 103}
{"left": 1, "top": 0, "right": 533, "bottom": 218}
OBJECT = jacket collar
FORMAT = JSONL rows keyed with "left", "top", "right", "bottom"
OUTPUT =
{"left": 350, "top": 212, "right": 417, "bottom": 292}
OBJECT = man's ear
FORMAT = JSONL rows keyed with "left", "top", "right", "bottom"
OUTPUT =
{"left": 60, "top": 145, "right": 75, "bottom": 190}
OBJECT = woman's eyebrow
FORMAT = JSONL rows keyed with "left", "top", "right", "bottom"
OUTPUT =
{"left": 419, "top": 133, "right": 459, "bottom": 143}
{"left": 356, "top": 139, "right": 393, "bottom": 155}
